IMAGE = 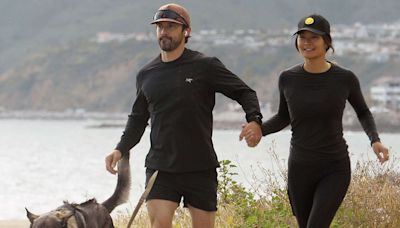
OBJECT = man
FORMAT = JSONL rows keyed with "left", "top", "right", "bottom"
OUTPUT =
{"left": 105, "top": 3, "right": 262, "bottom": 227}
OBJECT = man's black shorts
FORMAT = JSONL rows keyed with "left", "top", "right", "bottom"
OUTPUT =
{"left": 145, "top": 168, "right": 218, "bottom": 212}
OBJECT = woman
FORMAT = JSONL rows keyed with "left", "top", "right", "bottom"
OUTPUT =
{"left": 241, "top": 14, "right": 389, "bottom": 227}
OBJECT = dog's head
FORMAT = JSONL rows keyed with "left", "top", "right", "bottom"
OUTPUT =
{"left": 26, "top": 206, "right": 81, "bottom": 228}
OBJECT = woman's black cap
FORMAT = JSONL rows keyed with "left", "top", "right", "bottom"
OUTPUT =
{"left": 294, "top": 14, "right": 330, "bottom": 36}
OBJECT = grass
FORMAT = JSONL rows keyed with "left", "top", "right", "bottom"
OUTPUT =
{"left": 114, "top": 144, "right": 399, "bottom": 227}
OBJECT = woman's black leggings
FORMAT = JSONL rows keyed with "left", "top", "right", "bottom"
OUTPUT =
{"left": 287, "top": 156, "right": 351, "bottom": 228}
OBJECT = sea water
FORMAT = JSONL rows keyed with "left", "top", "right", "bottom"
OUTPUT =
{"left": 0, "top": 119, "right": 398, "bottom": 219}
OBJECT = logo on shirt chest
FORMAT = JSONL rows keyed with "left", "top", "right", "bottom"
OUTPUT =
{"left": 185, "top": 78, "right": 194, "bottom": 83}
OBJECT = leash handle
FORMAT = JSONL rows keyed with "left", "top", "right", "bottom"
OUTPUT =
{"left": 126, "top": 170, "right": 158, "bottom": 228}
{"left": 126, "top": 198, "right": 145, "bottom": 227}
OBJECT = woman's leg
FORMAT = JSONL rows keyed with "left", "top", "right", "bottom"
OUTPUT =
{"left": 287, "top": 158, "right": 319, "bottom": 228}
{"left": 306, "top": 158, "right": 351, "bottom": 228}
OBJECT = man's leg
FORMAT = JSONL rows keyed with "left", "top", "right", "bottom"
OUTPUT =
{"left": 145, "top": 169, "right": 180, "bottom": 228}
{"left": 147, "top": 199, "right": 179, "bottom": 228}
{"left": 188, "top": 205, "right": 216, "bottom": 228}
{"left": 181, "top": 169, "right": 217, "bottom": 228}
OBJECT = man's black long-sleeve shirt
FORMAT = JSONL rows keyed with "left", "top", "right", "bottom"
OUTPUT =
{"left": 262, "top": 64, "right": 380, "bottom": 162}
{"left": 116, "top": 48, "right": 262, "bottom": 172}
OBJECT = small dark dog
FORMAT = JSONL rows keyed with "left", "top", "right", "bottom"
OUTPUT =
{"left": 26, "top": 155, "right": 130, "bottom": 228}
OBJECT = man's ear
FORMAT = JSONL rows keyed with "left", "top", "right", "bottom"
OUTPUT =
{"left": 184, "top": 27, "right": 191, "bottom": 37}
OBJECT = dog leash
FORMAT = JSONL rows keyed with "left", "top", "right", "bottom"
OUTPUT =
{"left": 126, "top": 170, "right": 159, "bottom": 228}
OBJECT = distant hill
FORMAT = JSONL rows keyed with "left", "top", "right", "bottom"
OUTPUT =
{"left": 2, "top": 0, "right": 400, "bottom": 70}
{"left": 1, "top": 0, "right": 400, "bottom": 112}
{"left": 1, "top": 33, "right": 399, "bottom": 112}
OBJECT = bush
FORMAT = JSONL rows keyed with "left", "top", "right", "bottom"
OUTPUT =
{"left": 115, "top": 149, "right": 400, "bottom": 227}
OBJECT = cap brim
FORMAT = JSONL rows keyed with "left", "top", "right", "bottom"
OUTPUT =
{"left": 293, "top": 28, "right": 325, "bottom": 36}
{"left": 150, "top": 18, "right": 184, "bottom": 25}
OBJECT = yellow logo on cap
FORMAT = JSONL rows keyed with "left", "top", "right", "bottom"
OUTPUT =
{"left": 305, "top": 17, "right": 314, "bottom": 25}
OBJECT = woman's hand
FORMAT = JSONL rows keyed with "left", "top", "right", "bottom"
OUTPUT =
{"left": 372, "top": 142, "right": 389, "bottom": 164}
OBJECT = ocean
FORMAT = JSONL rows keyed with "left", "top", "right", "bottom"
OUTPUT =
{"left": 0, "top": 119, "right": 398, "bottom": 220}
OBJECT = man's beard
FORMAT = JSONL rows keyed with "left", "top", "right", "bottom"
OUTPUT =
{"left": 158, "top": 35, "right": 183, "bottom": 52}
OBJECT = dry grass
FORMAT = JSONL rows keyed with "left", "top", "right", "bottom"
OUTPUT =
{"left": 113, "top": 201, "right": 248, "bottom": 227}
{"left": 114, "top": 145, "right": 400, "bottom": 227}
{"left": 333, "top": 158, "right": 400, "bottom": 227}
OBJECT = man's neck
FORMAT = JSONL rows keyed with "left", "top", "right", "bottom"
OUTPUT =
{"left": 160, "top": 45, "right": 185, "bottom": 62}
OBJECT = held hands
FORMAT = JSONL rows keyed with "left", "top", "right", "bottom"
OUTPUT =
{"left": 105, "top": 150, "right": 122, "bottom": 174}
{"left": 372, "top": 142, "right": 389, "bottom": 164}
{"left": 239, "top": 121, "right": 262, "bottom": 147}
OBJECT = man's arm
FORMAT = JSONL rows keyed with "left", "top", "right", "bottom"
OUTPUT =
{"left": 207, "top": 57, "right": 263, "bottom": 146}
{"left": 241, "top": 74, "right": 290, "bottom": 146}
{"left": 115, "top": 87, "right": 150, "bottom": 156}
{"left": 106, "top": 79, "right": 150, "bottom": 174}
{"left": 207, "top": 57, "right": 262, "bottom": 124}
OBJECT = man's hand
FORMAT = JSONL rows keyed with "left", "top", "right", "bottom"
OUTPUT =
{"left": 239, "top": 121, "right": 262, "bottom": 147}
{"left": 372, "top": 142, "right": 389, "bottom": 164}
{"left": 105, "top": 150, "right": 122, "bottom": 174}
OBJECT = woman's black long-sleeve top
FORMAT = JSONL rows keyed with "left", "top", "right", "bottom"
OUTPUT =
{"left": 262, "top": 64, "right": 380, "bottom": 161}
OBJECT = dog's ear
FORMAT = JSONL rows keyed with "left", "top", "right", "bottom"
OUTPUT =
{"left": 55, "top": 209, "right": 74, "bottom": 220}
{"left": 25, "top": 208, "right": 39, "bottom": 223}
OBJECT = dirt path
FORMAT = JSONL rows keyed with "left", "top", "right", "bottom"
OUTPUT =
{"left": 0, "top": 220, "right": 30, "bottom": 228}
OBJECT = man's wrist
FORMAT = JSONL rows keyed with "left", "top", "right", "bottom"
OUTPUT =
{"left": 248, "top": 115, "right": 262, "bottom": 126}
{"left": 371, "top": 137, "right": 381, "bottom": 146}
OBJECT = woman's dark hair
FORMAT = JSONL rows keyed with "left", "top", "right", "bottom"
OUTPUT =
{"left": 295, "top": 34, "right": 335, "bottom": 53}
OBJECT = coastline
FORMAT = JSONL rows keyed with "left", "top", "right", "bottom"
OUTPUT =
{"left": 85, "top": 120, "right": 400, "bottom": 133}
{"left": 1, "top": 110, "right": 399, "bottom": 133}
